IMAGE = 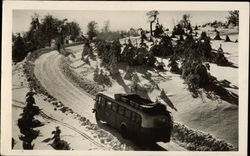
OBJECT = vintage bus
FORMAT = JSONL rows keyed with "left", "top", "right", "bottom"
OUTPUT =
{"left": 92, "top": 93, "right": 173, "bottom": 143}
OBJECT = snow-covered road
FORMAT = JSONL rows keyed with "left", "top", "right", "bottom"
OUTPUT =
{"left": 34, "top": 51, "right": 96, "bottom": 123}
{"left": 33, "top": 49, "right": 186, "bottom": 151}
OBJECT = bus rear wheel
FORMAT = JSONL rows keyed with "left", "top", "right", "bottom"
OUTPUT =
{"left": 120, "top": 124, "right": 128, "bottom": 139}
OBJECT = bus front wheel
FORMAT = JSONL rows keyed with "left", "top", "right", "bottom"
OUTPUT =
{"left": 120, "top": 124, "right": 128, "bottom": 139}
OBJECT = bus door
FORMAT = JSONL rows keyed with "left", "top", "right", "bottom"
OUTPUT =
{"left": 110, "top": 102, "right": 118, "bottom": 127}
{"left": 97, "top": 96, "right": 106, "bottom": 119}
{"left": 116, "top": 105, "right": 125, "bottom": 128}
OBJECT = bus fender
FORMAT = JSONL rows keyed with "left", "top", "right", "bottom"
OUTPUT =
{"left": 120, "top": 122, "right": 128, "bottom": 138}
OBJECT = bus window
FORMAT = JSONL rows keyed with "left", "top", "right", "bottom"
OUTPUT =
{"left": 106, "top": 101, "right": 112, "bottom": 109}
{"left": 101, "top": 97, "right": 106, "bottom": 106}
{"left": 136, "top": 114, "right": 142, "bottom": 124}
{"left": 118, "top": 106, "right": 125, "bottom": 115}
{"left": 125, "top": 109, "right": 131, "bottom": 118}
{"left": 97, "top": 96, "right": 101, "bottom": 105}
{"left": 131, "top": 112, "right": 136, "bottom": 121}
{"left": 111, "top": 103, "right": 117, "bottom": 111}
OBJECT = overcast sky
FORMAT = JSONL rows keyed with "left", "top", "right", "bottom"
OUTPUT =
{"left": 13, "top": 10, "right": 230, "bottom": 34}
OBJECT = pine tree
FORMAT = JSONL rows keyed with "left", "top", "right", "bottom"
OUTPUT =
{"left": 130, "top": 73, "right": 140, "bottom": 92}
{"left": 179, "top": 35, "right": 184, "bottom": 41}
{"left": 225, "top": 35, "right": 231, "bottom": 42}
{"left": 93, "top": 66, "right": 99, "bottom": 82}
{"left": 82, "top": 38, "right": 92, "bottom": 58}
{"left": 214, "top": 31, "right": 221, "bottom": 40}
{"left": 124, "top": 65, "right": 133, "bottom": 80}
{"left": 98, "top": 69, "right": 105, "bottom": 85}
{"left": 227, "top": 10, "right": 239, "bottom": 26}
{"left": 12, "top": 34, "right": 27, "bottom": 62}
{"left": 18, "top": 92, "right": 41, "bottom": 149}
{"left": 200, "top": 31, "right": 207, "bottom": 40}
{"left": 194, "top": 25, "right": 198, "bottom": 30}
{"left": 215, "top": 44, "right": 230, "bottom": 66}
{"left": 87, "top": 21, "right": 98, "bottom": 40}
{"left": 168, "top": 55, "right": 180, "bottom": 73}
{"left": 194, "top": 31, "right": 198, "bottom": 37}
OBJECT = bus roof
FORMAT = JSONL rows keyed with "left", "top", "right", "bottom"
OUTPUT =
{"left": 118, "top": 94, "right": 153, "bottom": 105}
{"left": 96, "top": 93, "right": 170, "bottom": 115}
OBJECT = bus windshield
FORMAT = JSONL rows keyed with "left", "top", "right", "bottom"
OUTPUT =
{"left": 153, "top": 115, "right": 170, "bottom": 128}
{"left": 141, "top": 114, "right": 172, "bottom": 128}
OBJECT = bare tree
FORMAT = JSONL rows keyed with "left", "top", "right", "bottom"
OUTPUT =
{"left": 30, "top": 13, "right": 40, "bottom": 31}
{"left": 172, "top": 18, "right": 176, "bottom": 28}
{"left": 180, "top": 14, "right": 191, "bottom": 29}
{"left": 146, "top": 10, "right": 159, "bottom": 36}
{"left": 103, "top": 20, "right": 110, "bottom": 33}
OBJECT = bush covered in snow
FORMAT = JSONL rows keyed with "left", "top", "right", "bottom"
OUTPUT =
{"left": 93, "top": 68, "right": 112, "bottom": 87}
{"left": 23, "top": 60, "right": 50, "bottom": 97}
{"left": 168, "top": 55, "right": 180, "bottom": 74}
{"left": 181, "top": 59, "right": 210, "bottom": 97}
{"left": 172, "top": 122, "right": 237, "bottom": 151}
{"left": 172, "top": 24, "right": 185, "bottom": 36}
{"left": 150, "top": 35, "right": 173, "bottom": 57}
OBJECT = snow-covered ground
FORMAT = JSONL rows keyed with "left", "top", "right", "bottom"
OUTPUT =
{"left": 12, "top": 62, "right": 105, "bottom": 150}
{"left": 32, "top": 50, "right": 186, "bottom": 151}
{"left": 64, "top": 26, "right": 238, "bottom": 148}
{"left": 12, "top": 50, "right": 185, "bottom": 151}
{"left": 12, "top": 26, "right": 238, "bottom": 150}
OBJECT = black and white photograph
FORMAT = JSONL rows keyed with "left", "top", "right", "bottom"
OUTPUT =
{"left": 1, "top": 1, "right": 249, "bottom": 156}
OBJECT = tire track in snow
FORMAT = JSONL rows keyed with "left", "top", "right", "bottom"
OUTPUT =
{"left": 12, "top": 101, "right": 107, "bottom": 150}
{"left": 39, "top": 111, "right": 107, "bottom": 150}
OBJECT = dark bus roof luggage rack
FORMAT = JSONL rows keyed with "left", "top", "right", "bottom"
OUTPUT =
{"left": 113, "top": 93, "right": 168, "bottom": 114}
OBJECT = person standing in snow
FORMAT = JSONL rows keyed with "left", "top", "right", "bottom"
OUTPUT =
{"left": 52, "top": 126, "right": 61, "bottom": 143}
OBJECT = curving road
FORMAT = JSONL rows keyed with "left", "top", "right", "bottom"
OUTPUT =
{"left": 34, "top": 51, "right": 96, "bottom": 123}
{"left": 34, "top": 49, "right": 186, "bottom": 151}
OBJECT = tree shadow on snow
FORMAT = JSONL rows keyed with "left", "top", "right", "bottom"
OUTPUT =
{"left": 186, "top": 76, "right": 238, "bottom": 105}
{"left": 114, "top": 71, "right": 131, "bottom": 94}
{"left": 192, "top": 76, "right": 239, "bottom": 105}
{"left": 203, "top": 80, "right": 238, "bottom": 105}
{"left": 218, "top": 79, "right": 238, "bottom": 90}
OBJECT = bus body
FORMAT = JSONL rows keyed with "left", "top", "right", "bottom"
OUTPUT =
{"left": 92, "top": 93, "right": 173, "bottom": 143}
